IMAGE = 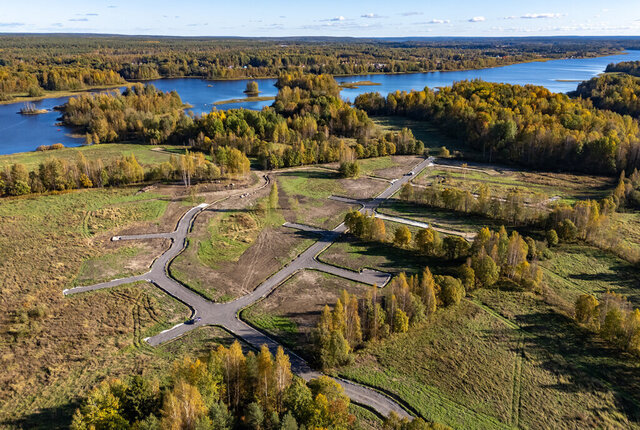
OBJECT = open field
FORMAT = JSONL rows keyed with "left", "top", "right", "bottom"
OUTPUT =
{"left": 378, "top": 199, "right": 501, "bottom": 233}
{"left": 0, "top": 186, "right": 212, "bottom": 427}
{"left": 170, "top": 183, "right": 315, "bottom": 301}
{"left": 412, "top": 162, "right": 614, "bottom": 204}
{"left": 355, "top": 155, "right": 424, "bottom": 180}
{"left": 319, "top": 231, "right": 456, "bottom": 277}
{"left": 372, "top": 116, "right": 471, "bottom": 155}
{"left": 473, "top": 286, "right": 640, "bottom": 429}
{"left": 242, "top": 270, "right": 372, "bottom": 359}
{"left": 540, "top": 242, "right": 640, "bottom": 308}
{"left": 341, "top": 301, "right": 517, "bottom": 429}
{"left": 613, "top": 211, "right": 640, "bottom": 256}
{"left": 276, "top": 168, "right": 387, "bottom": 229}
{"left": 0, "top": 143, "right": 185, "bottom": 170}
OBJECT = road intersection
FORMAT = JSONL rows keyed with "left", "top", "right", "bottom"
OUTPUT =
{"left": 64, "top": 156, "right": 434, "bottom": 417}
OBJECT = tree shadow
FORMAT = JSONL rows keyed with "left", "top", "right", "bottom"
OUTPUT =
{"left": 278, "top": 170, "right": 340, "bottom": 180}
{"left": 326, "top": 234, "right": 461, "bottom": 276}
{"left": 1, "top": 402, "right": 78, "bottom": 430}
{"left": 518, "top": 309, "right": 640, "bottom": 422}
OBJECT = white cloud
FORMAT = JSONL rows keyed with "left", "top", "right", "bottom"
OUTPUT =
{"left": 401, "top": 12, "right": 423, "bottom": 16}
{"left": 427, "top": 19, "right": 450, "bottom": 24}
{"left": 68, "top": 18, "right": 89, "bottom": 22}
{"left": 331, "top": 16, "right": 346, "bottom": 22}
{"left": 469, "top": 16, "right": 485, "bottom": 22}
{"left": 361, "top": 13, "right": 383, "bottom": 19}
{"left": 0, "top": 22, "right": 25, "bottom": 27}
{"left": 521, "top": 13, "right": 563, "bottom": 19}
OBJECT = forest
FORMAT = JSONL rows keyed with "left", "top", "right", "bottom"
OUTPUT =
{"left": 572, "top": 67, "right": 640, "bottom": 118}
{"left": 605, "top": 60, "right": 640, "bottom": 76}
{"left": 0, "top": 35, "right": 634, "bottom": 101}
{"left": 61, "top": 74, "right": 424, "bottom": 166}
{"left": 70, "top": 342, "right": 437, "bottom": 430}
{"left": 355, "top": 80, "right": 640, "bottom": 175}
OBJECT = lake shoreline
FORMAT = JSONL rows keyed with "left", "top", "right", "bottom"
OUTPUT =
{"left": 0, "top": 50, "right": 624, "bottom": 107}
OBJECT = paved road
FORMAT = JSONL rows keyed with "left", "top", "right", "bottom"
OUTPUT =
{"left": 65, "top": 158, "right": 435, "bottom": 418}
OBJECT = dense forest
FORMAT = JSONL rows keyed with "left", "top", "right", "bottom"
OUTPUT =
{"left": 61, "top": 74, "right": 425, "bottom": 169}
{"left": 572, "top": 68, "right": 640, "bottom": 118}
{"left": 0, "top": 35, "right": 633, "bottom": 100}
{"left": 605, "top": 60, "right": 640, "bottom": 76}
{"left": 355, "top": 80, "right": 640, "bottom": 175}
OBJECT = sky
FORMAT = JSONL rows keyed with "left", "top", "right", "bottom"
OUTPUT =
{"left": 1, "top": 0, "right": 640, "bottom": 37}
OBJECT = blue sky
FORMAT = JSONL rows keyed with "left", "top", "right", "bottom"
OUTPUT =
{"left": 1, "top": 0, "right": 639, "bottom": 37}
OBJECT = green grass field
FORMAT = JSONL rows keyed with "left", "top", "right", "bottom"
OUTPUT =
{"left": 540, "top": 243, "right": 640, "bottom": 307}
{"left": 357, "top": 156, "right": 397, "bottom": 176}
{"left": 277, "top": 169, "right": 358, "bottom": 229}
{"left": 340, "top": 301, "right": 516, "bottom": 429}
{"left": 412, "top": 164, "right": 613, "bottom": 204}
{"left": 277, "top": 169, "right": 345, "bottom": 201}
{"left": 0, "top": 143, "right": 186, "bottom": 170}
{"left": 379, "top": 199, "right": 500, "bottom": 233}
{"left": 197, "top": 202, "right": 285, "bottom": 268}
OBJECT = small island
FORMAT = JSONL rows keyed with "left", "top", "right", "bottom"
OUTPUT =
{"left": 213, "top": 96, "right": 275, "bottom": 106}
{"left": 18, "top": 103, "right": 48, "bottom": 115}
{"left": 244, "top": 80, "right": 260, "bottom": 95}
{"left": 339, "top": 80, "right": 382, "bottom": 89}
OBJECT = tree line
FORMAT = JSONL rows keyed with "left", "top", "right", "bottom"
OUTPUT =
{"left": 355, "top": 80, "right": 640, "bottom": 175}
{"left": 575, "top": 291, "right": 640, "bottom": 355}
{"left": 395, "top": 173, "right": 639, "bottom": 262}
{"left": 605, "top": 61, "right": 640, "bottom": 77}
{"left": 71, "top": 341, "right": 436, "bottom": 430}
{"left": 317, "top": 211, "right": 552, "bottom": 369}
{"left": 0, "top": 149, "right": 251, "bottom": 197}
{"left": 0, "top": 34, "right": 627, "bottom": 101}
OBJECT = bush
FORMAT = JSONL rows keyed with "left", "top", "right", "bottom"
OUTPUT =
{"left": 27, "top": 86, "right": 45, "bottom": 97}
{"left": 437, "top": 275, "right": 465, "bottom": 306}
{"left": 338, "top": 161, "right": 360, "bottom": 178}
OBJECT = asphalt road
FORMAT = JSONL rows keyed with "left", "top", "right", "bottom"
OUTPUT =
{"left": 65, "top": 157, "right": 435, "bottom": 418}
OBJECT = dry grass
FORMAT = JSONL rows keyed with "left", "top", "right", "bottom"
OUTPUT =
{"left": 0, "top": 187, "right": 220, "bottom": 428}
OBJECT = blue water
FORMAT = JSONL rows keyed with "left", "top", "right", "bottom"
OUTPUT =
{"left": 2, "top": 50, "right": 640, "bottom": 155}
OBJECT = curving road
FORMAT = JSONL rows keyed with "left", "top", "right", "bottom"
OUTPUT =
{"left": 64, "top": 157, "right": 434, "bottom": 418}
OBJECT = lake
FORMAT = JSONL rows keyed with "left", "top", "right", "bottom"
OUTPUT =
{"left": 2, "top": 50, "right": 640, "bottom": 155}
